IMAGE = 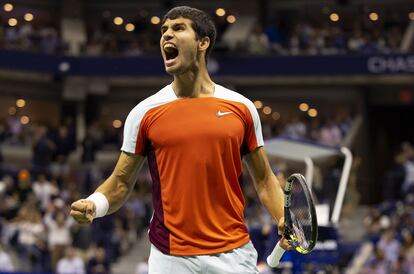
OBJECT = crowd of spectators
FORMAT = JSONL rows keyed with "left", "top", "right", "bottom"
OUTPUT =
{"left": 0, "top": 18, "right": 63, "bottom": 54}
{"left": 250, "top": 11, "right": 408, "bottom": 56}
{"left": 361, "top": 196, "right": 414, "bottom": 273}
{"left": 261, "top": 112, "right": 354, "bottom": 147}
{"left": 359, "top": 142, "right": 414, "bottom": 274}
{"left": 383, "top": 142, "right": 414, "bottom": 202}
{"left": 0, "top": 117, "right": 151, "bottom": 272}
{"left": 0, "top": 7, "right": 411, "bottom": 56}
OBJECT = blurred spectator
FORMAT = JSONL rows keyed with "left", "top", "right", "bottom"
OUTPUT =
{"left": 124, "top": 189, "right": 147, "bottom": 233}
{"left": 377, "top": 229, "right": 401, "bottom": 264}
{"left": 360, "top": 246, "right": 389, "bottom": 274}
{"left": 384, "top": 142, "right": 414, "bottom": 201}
{"left": 124, "top": 40, "right": 143, "bottom": 56}
{"left": 39, "top": 24, "right": 61, "bottom": 54}
{"left": 91, "top": 215, "right": 117, "bottom": 262}
{"left": 401, "top": 143, "right": 414, "bottom": 194}
{"left": 318, "top": 119, "right": 342, "bottom": 146}
{"left": 135, "top": 261, "right": 148, "bottom": 274}
{"left": 82, "top": 132, "right": 99, "bottom": 163}
{"left": 33, "top": 173, "right": 59, "bottom": 211}
{"left": 347, "top": 29, "right": 366, "bottom": 53}
{"left": 247, "top": 24, "right": 271, "bottom": 55}
{"left": 283, "top": 117, "right": 307, "bottom": 139}
{"left": 85, "top": 37, "right": 104, "bottom": 56}
{"left": 0, "top": 243, "right": 15, "bottom": 272}
{"left": 19, "top": 22, "right": 34, "bottom": 50}
{"left": 32, "top": 126, "right": 55, "bottom": 175}
{"left": 0, "top": 176, "right": 19, "bottom": 221}
{"left": 6, "top": 113, "right": 23, "bottom": 144}
{"left": 54, "top": 126, "right": 72, "bottom": 160}
{"left": 56, "top": 246, "right": 85, "bottom": 274}
{"left": 44, "top": 210, "right": 75, "bottom": 271}
{"left": 383, "top": 146, "right": 407, "bottom": 201}
{"left": 15, "top": 206, "right": 47, "bottom": 272}
{"left": 86, "top": 247, "right": 111, "bottom": 274}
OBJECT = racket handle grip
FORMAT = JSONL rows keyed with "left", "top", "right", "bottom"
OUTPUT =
{"left": 266, "top": 241, "right": 286, "bottom": 267}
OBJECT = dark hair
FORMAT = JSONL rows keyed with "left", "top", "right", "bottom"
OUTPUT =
{"left": 162, "top": 6, "right": 216, "bottom": 59}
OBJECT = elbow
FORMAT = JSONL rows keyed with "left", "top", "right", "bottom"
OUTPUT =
{"left": 256, "top": 173, "right": 280, "bottom": 195}
{"left": 255, "top": 177, "right": 271, "bottom": 196}
{"left": 256, "top": 172, "right": 275, "bottom": 189}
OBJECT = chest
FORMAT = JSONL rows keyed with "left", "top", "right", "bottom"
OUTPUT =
{"left": 147, "top": 99, "right": 246, "bottom": 148}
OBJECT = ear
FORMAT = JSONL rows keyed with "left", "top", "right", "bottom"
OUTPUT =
{"left": 198, "top": 37, "right": 210, "bottom": 52}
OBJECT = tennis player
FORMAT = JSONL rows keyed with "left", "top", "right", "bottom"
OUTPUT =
{"left": 70, "top": 6, "right": 290, "bottom": 274}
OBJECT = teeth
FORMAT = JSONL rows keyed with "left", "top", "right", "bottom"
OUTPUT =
{"left": 164, "top": 44, "right": 176, "bottom": 51}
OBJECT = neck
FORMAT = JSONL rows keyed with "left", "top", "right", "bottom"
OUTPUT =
{"left": 172, "top": 60, "right": 214, "bottom": 98}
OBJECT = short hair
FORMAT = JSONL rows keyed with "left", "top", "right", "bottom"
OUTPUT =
{"left": 162, "top": 6, "right": 216, "bottom": 59}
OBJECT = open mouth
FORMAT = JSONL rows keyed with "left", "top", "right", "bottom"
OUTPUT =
{"left": 163, "top": 44, "right": 179, "bottom": 62}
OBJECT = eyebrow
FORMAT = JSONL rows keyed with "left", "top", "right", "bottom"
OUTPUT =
{"left": 161, "top": 22, "right": 186, "bottom": 33}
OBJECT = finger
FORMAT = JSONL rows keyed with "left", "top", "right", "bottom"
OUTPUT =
{"left": 70, "top": 210, "right": 88, "bottom": 221}
{"left": 280, "top": 238, "right": 293, "bottom": 250}
{"left": 71, "top": 200, "right": 87, "bottom": 212}
{"left": 85, "top": 202, "right": 95, "bottom": 222}
{"left": 70, "top": 211, "right": 92, "bottom": 225}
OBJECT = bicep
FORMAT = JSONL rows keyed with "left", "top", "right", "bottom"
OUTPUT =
{"left": 115, "top": 151, "right": 145, "bottom": 176}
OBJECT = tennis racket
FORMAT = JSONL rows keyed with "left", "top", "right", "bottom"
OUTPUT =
{"left": 266, "top": 173, "right": 318, "bottom": 267}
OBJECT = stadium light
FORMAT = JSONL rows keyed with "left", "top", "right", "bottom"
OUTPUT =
{"left": 20, "top": 116, "right": 30, "bottom": 125}
{"left": 409, "top": 12, "right": 414, "bottom": 21}
{"left": 369, "top": 12, "right": 379, "bottom": 21}
{"left": 151, "top": 16, "right": 160, "bottom": 25}
{"left": 226, "top": 15, "right": 236, "bottom": 24}
{"left": 254, "top": 100, "right": 263, "bottom": 109}
{"left": 8, "top": 18, "right": 18, "bottom": 27}
{"left": 16, "top": 99, "right": 26, "bottom": 108}
{"left": 272, "top": 112, "right": 281, "bottom": 121}
{"left": 329, "top": 13, "right": 339, "bottom": 22}
{"left": 125, "top": 23, "right": 135, "bottom": 32}
{"left": 24, "top": 13, "right": 34, "bottom": 22}
{"left": 113, "top": 17, "right": 123, "bottom": 25}
{"left": 113, "top": 120, "right": 123, "bottom": 128}
{"left": 308, "top": 108, "right": 318, "bottom": 118}
{"left": 299, "top": 103, "right": 309, "bottom": 112}
{"left": 263, "top": 106, "right": 272, "bottom": 115}
{"left": 216, "top": 8, "right": 226, "bottom": 17}
{"left": 3, "top": 3, "right": 13, "bottom": 12}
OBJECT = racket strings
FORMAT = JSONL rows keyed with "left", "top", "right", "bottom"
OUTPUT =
{"left": 289, "top": 211, "right": 310, "bottom": 248}
{"left": 289, "top": 180, "right": 314, "bottom": 250}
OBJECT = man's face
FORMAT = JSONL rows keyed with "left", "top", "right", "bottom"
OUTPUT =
{"left": 160, "top": 17, "right": 200, "bottom": 75}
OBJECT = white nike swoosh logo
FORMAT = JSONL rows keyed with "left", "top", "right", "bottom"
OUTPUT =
{"left": 216, "top": 111, "right": 233, "bottom": 117}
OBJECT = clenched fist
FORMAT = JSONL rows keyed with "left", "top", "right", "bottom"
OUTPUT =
{"left": 70, "top": 199, "right": 96, "bottom": 224}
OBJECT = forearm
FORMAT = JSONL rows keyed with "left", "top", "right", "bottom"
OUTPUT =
{"left": 94, "top": 174, "right": 132, "bottom": 215}
{"left": 255, "top": 173, "right": 284, "bottom": 223}
{"left": 244, "top": 147, "right": 285, "bottom": 224}
{"left": 90, "top": 151, "right": 144, "bottom": 215}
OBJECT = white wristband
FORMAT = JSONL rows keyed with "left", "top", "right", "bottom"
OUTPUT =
{"left": 86, "top": 192, "right": 109, "bottom": 218}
